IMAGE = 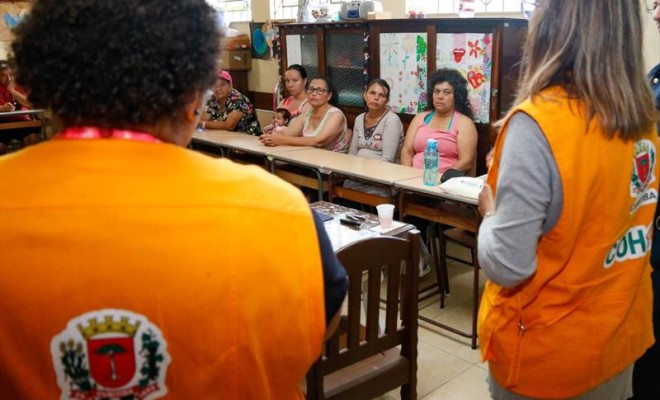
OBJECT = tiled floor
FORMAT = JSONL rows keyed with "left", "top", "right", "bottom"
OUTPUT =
{"left": 385, "top": 244, "right": 491, "bottom": 400}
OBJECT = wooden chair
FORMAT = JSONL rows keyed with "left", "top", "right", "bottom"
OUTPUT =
{"left": 305, "top": 230, "right": 421, "bottom": 400}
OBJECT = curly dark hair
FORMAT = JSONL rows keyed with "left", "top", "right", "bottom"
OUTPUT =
{"left": 11, "top": 0, "right": 220, "bottom": 129}
{"left": 426, "top": 68, "right": 473, "bottom": 119}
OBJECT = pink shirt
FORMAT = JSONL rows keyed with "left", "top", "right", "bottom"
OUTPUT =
{"left": 282, "top": 96, "right": 308, "bottom": 119}
{"left": 411, "top": 111, "right": 460, "bottom": 173}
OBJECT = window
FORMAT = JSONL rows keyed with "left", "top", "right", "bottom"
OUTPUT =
{"left": 208, "top": 0, "right": 252, "bottom": 23}
{"left": 407, "top": 0, "right": 524, "bottom": 14}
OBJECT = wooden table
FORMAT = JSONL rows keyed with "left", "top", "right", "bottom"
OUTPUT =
{"left": 273, "top": 148, "right": 423, "bottom": 202}
{"left": 394, "top": 177, "right": 482, "bottom": 348}
{"left": 0, "top": 109, "right": 47, "bottom": 140}
{"left": 311, "top": 201, "right": 414, "bottom": 250}
{"left": 192, "top": 129, "right": 310, "bottom": 169}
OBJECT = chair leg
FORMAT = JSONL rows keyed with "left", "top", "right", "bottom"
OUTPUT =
{"left": 400, "top": 382, "right": 415, "bottom": 400}
{"left": 428, "top": 223, "right": 444, "bottom": 308}
{"left": 437, "top": 228, "right": 452, "bottom": 309}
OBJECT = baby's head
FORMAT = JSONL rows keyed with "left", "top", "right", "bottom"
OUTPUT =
{"left": 273, "top": 107, "right": 291, "bottom": 127}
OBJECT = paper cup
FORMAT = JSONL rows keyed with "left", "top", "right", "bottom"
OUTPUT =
{"left": 376, "top": 204, "right": 395, "bottom": 228}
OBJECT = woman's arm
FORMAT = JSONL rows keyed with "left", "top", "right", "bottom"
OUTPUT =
{"left": 259, "top": 116, "right": 304, "bottom": 145}
{"left": 379, "top": 112, "right": 404, "bottom": 163}
{"left": 348, "top": 114, "right": 363, "bottom": 155}
{"left": 477, "top": 113, "right": 563, "bottom": 288}
{"left": 311, "top": 210, "right": 348, "bottom": 339}
{"left": 400, "top": 113, "right": 422, "bottom": 166}
{"left": 269, "top": 111, "right": 345, "bottom": 147}
{"left": 450, "top": 115, "right": 478, "bottom": 175}
{"left": 8, "top": 81, "right": 31, "bottom": 109}
{"left": 204, "top": 109, "right": 244, "bottom": 130}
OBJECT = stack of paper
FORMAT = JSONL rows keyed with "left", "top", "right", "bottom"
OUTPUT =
{"left": 439, "top": 175, "right": 486, "bottom": 200}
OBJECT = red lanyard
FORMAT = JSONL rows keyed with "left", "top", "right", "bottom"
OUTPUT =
{"left": 55, "top": 127, "right": 162, "bottom": 143}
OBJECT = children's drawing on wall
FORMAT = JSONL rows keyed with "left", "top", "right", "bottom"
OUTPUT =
{"left": 251, "top": 21, "right": 280, "bottom": 61}
{"left": 436, "top": 32, "right": 493, "bottom": 123}
{"left": 379, "top": 32, "right": 428, "bottom": 114}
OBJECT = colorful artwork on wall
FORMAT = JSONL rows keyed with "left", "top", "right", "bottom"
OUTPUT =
{"left": 436, "top": 32, "right": 493, "bottom": 123}
{"left": 379, "top": 32, "right": 428, "bottom": 114}
{"left": 0, "top": 1, "right": 29, "bottom": 42}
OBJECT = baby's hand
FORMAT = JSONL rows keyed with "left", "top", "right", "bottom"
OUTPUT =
{"left": 262, "top": 123, "right": 274, "bottom": 135}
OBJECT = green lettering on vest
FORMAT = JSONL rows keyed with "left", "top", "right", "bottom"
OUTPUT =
{"left": 605, "top": 244, "right": 617, "bottom": 267}
{"left": 627, "top": 229, "right": 647, "bottom": 255}
{"left": 615, "top": 236, "right": 628, "bottom": 258}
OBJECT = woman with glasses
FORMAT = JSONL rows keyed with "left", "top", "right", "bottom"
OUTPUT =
{"left": 260, "top": 77, "right": 351, "bottom": 153}
{"left": 200, "top": 70, "right": 261, "bottom": 135}
{"left": 400, "top": 68, "right": 478, "bottom": 177}
{"left": 477, "top": 1, "right": 657, "bottom": 399}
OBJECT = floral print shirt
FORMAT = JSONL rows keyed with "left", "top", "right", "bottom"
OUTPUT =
{"left": 205, "top": 89, "right": 261, "bottom": 136}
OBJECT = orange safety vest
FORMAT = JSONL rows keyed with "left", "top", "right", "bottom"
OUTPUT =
{"left": 479, "top": 87, "right": 657, "bottom": 398}
{"left": 0, "top": 139, "right": 326, "bottom": 399}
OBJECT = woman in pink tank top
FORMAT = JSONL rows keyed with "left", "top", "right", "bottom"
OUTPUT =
{"left": 400, "top": 68, "right": 478, "bottom": 176}
{"left": 262, "top": 64, "right": 310, "bottom": 134}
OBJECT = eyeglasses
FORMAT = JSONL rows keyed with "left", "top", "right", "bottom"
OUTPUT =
{"left": 433, "top": 89, "right": 454, "bottom": 96}
{"left": 307, "top": 86, "right": 330, "bottom": 94}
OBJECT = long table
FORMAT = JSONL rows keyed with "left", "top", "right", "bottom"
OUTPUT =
{"left": 192, "top": 130, "right": 309, "bottom": 162}
{"left": 0, "top": 109, "right": 47, "bottom": 140}
{"left": 272, "top": 147, "right": 423, "bottom": 201}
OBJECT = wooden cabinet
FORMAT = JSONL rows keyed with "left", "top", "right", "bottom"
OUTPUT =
{"left": 276, "top": 22, "right": 369, "bottom": 121}
{"left": 276, "top": 18, "right": 527, "bottom": 174}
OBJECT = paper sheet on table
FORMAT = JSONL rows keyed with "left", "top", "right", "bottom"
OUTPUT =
{"left": 324, "top": 217, "right": 378, "bottom": 251}
{"left": 324, "top": 216, "right": 409, "bottom": 251}
{"left": 439, "top": 175, "right": 485, "bottom": 200}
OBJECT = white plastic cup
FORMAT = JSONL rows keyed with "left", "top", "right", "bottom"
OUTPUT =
{"left": 376, "top": 204, "right": 395, "bottom": 228}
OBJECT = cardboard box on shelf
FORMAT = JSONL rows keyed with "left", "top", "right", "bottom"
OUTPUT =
{"left": 218, "top": 34, "right": 251, "bottom": 70}
{"left": 367, "top": 11, "right": 392, "bottom": 20}
{"left": 219, "top": 49, "right": 251, "bottom": 70}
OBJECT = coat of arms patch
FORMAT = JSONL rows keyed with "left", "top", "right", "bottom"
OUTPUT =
{"left": 630, "top": 139, "right": 658, "bottom": 213}
{"left": 50, "top": 309, "right": 170, "bottom": 400}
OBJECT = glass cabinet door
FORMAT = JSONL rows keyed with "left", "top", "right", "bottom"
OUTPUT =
{"left": 300, "top": 34, "right": 319, "bottom": 81}
{"left": 326, "top": 33, "right": 365, "bottom": 107}
{"left": 284, "top": 32, "right": 319, "bottom": 83}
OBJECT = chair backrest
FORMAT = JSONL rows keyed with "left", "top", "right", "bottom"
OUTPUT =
{"left": 306, "top": 230, "right": 421, "bottom": 400}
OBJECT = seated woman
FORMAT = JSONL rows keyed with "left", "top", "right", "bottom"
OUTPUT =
{"left": 260, "top": 77, "right": 351, "bottom": 153}
{"left": 344, "top": 78, "right": 404, "bottom": 194}
{"left": 0, "top": 62, "right": 41, "bottom": 154}
{"left": 400, "top": 68, "right": 478, "bottom": 177}
{"left": 200, "top": 70, "right": 261, "bottom": 135}
{"left": 263, "top": 64, "right": 310, "bottom": 134}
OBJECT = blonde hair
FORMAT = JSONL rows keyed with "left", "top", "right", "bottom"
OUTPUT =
{"left": 505, "top": 0, "right": 655, "bottom": 140}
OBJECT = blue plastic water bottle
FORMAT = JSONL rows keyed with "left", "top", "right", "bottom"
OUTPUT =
{"left": 423, "top": 139, "right": 439, "bottom": 186}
